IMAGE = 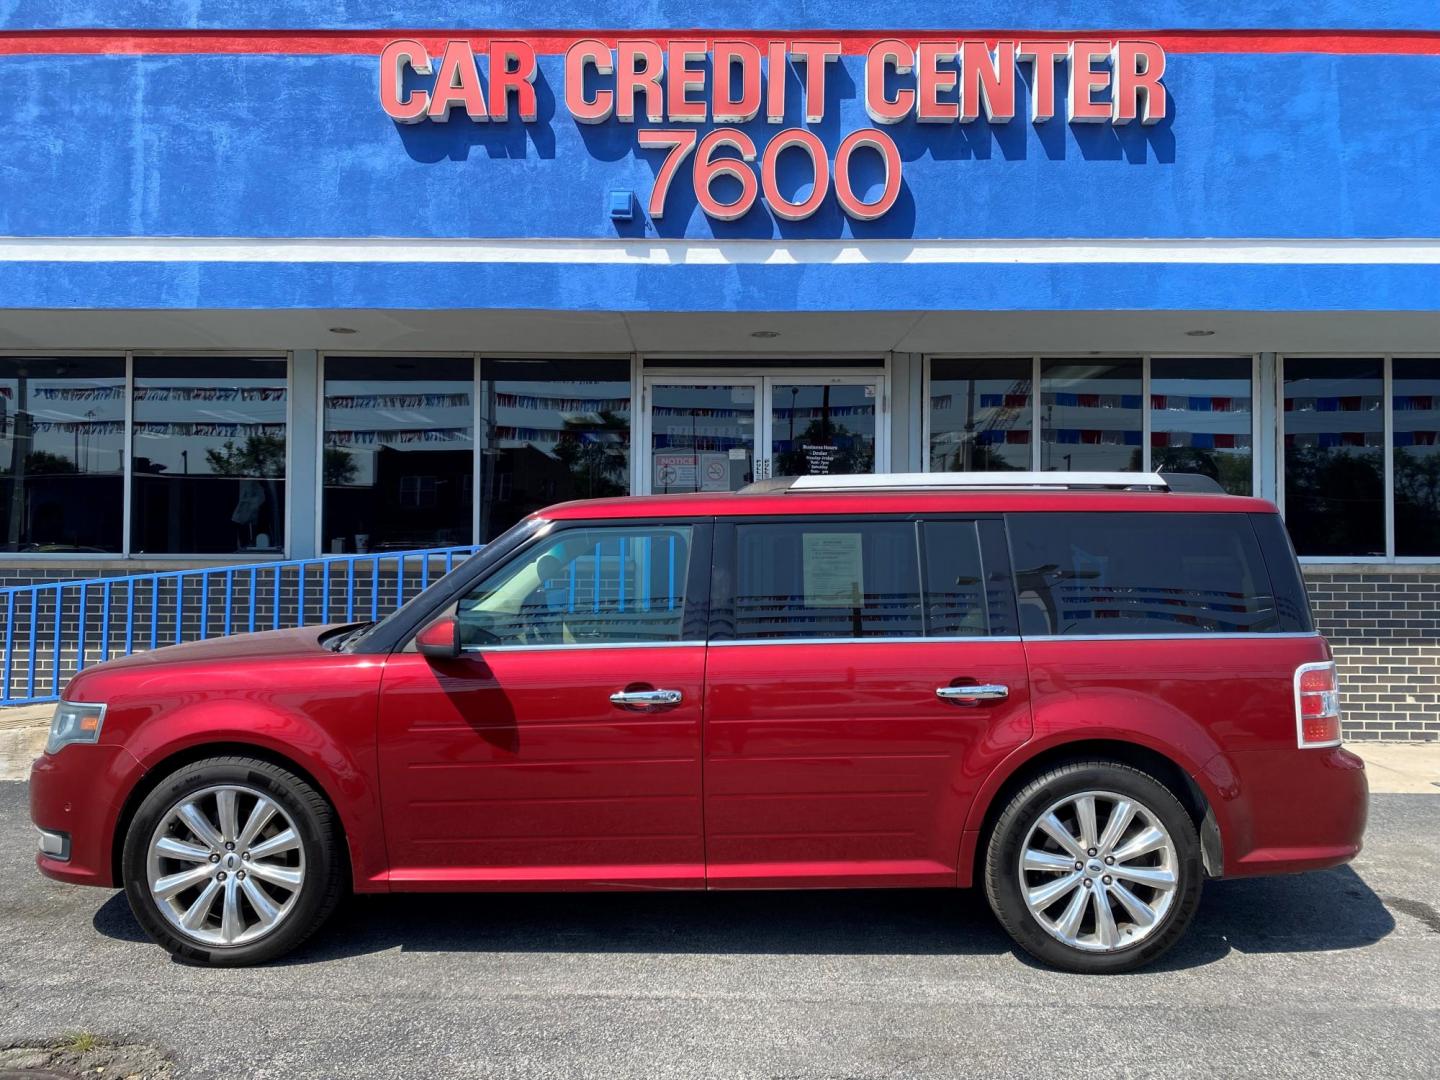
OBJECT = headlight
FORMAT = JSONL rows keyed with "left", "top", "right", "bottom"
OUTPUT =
{"left": 46, "top": 701, "right": 107, "bottom": 754}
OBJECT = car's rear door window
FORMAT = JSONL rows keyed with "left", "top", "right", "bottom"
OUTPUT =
{"left": 1006, "top": 512, "right": 1286, "bottom": 636}
{"left": 919, "top": 520, "right": 989, "bottom": 637}
{"left": 731, "top": 521, "right": 923, "bottom": 639}
{"left": 454, "top": 524, "right": 694, "bottom": 647}
{"left": 918, "top": 518, "right": 1022, "bottom": 637}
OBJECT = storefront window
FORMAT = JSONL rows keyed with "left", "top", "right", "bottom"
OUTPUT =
{"left": 1393, "top": 358, "right": 1440, "bottom": 556}
{"left": 928, "top": 359, "right": 1032, "bottom": 471}
{"left": 479, "top": 359, "right": 630, "bottom": 541}
{"left": 1149, "top": 358, "right": 1254, "bottom": 495}
{"left": 131, "top": 357, "right": 288, "bottom": 555}
{"left": 1283, "top": 358, "right": 1384, "bottom": 557}
{"left": 0, "top": 356, "right": 125, "bottom": 552}
{"left": 323, "top": 357, "right": 474, "bottom": 553}
{"left": 1039, "top": 359, "right": 1142, "bottom": 472}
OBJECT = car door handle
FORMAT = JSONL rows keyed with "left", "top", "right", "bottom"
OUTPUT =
{"left": 936, "top": 684, "right": 1010, "bottom": 704}
{"left": 609, "top": 688, "right": 684, "bottom": 709}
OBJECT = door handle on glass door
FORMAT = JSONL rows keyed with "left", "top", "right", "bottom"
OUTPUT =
{"left": 935, "top": 684, "right": 1010, "bottom": 704}
{"left": 609, "top": 688, "right": 684, "bottom": 709}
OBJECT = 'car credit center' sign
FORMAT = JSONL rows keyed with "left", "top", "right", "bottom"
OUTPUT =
{"left": 379, "top": 37, "right": 1168, "bottom": 222}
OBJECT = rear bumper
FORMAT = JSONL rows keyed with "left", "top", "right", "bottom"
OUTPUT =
{"left": 1200, "top": 745, "right": 1369, "bottom": 878}
{"left": 29, "top": 744, "right": 146, "bottom": 888}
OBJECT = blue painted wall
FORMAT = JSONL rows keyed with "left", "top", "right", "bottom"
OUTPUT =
{"left": 2, "top": 3, "right": 1439, "bottom": 311}
{"left": 6, "top": 261, "right": 1440, "bottom": 312}
{"left": 3, "top": 52, "right": 1439, "bottom": 241}
{"left": 4, "top": 2, "right": 1439, "bottom": 31}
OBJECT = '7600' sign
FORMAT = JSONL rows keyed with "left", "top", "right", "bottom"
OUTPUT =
{"left": 380, "top": 36, "right": 1167, "bottom": 222}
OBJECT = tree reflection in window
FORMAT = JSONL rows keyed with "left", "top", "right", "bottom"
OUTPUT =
{"left": 480, "top": 360, "right": 632, "bottom": 541}
{"left": 1282, "top": 358, "right": 1384, "bottom": 557}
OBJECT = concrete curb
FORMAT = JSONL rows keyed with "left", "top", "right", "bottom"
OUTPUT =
{"left": 0, "top": 706, "right": 51, "bottom": 783}
{"left": 1354, "top": 742, "right": 1440, "bottom": 793}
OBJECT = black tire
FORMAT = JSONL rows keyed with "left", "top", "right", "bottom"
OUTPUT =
{"left": 121, "top": 756, "right": 346, "bottom": 966}
{"left": 984, "top": 760, "right": 1204, "bottom": 974}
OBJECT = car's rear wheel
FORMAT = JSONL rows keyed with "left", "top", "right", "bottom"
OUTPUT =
{"left": 121, "top": 756, "right": 345, "bottom": 965}
{"left": 984, "top": 761, "right": 1204, "bottom": 973}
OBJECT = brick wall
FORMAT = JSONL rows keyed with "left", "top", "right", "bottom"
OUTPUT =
{"left": 0, "top": 567, "right": 123, "bottom": 589}
{"left": 1304, "top": 568, "right": 1440, "bottom": 742}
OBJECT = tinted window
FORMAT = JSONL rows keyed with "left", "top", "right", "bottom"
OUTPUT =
{"left": 929, "top": 358, "right": 1033, "bottom": 472}
{"left": 478, "top": 359, "right": 631, "bottom": 541}
{"left": 131, "top": 356, "right": 288, "bottom": 555}
{"left": 1150, "top": 357, "right": 1254, "bottom": 495}
{"left": 1039, "top": 359, "right": 1143, "bottom": 473}
{"left": 1282, "top": 357, "right": 1384, "bottom": 556}
{"left": 1007, "top": 512, "right": 1283, "bottom": 636}
{"left": 455, "top": 525, "right": 692, "bottom": 647}
{"left": 323, "top": 356, "right": 474, "bottom": 554}
{"left": 1248, "top": 513, "right": 1315, "bottom": 633}
{"left": 0, "top": 356, "right": 125, "bottom": 553}
{"left": 1392, "top": 358, "right": 1440, "bottom": 556}
{"left": 921, "top": 521, "right": 988, "bottom": 637}
{"left": 733, "top": 521, "right": 922, "bottom": 639}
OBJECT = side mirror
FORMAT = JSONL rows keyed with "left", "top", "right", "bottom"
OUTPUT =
{"left": 415, "top": 615, "right": 462, "bottom": 661}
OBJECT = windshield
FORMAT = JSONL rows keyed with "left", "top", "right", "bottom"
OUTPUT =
{"left": 339, "top": 516, "right": 550, "bottom": 652}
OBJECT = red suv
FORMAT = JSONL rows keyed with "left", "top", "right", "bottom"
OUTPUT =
{"left": 30, "top": 472, "right": 1368, "bottom": 973}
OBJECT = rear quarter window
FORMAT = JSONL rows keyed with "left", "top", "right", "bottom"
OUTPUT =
{"left": 1006, "top": 511, "right": 1302, "bottom": 636}
{"left": 1248, "top": 512, "right": 1316, "bottom": 633}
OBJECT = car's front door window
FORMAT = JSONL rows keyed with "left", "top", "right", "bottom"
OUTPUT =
{"left": 454, "top": 525, "right": 694, "bottom": 648}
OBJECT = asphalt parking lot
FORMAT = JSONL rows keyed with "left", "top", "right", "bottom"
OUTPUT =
{"left": 1, "top": 783, "right": 1437, "bottom": 1080}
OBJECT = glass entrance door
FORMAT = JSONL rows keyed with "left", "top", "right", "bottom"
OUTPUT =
{"left": 766, "top": 379, "right": 880, "bottom": 480}
{"left": 641, "top": 373, "right": 884, "bottom": 493}
{"left": 645, "top": 379, "right": 762, "bottom": 494}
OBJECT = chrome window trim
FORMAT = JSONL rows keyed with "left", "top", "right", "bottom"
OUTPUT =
{"left": 1020, "top": 631, "right": 1322, "bottom": 642}
{"left": 710, "top": 631, "right": 1321, "bottom": 645}
{"left": 708, "top": 635, "right": 1010, "bottom": 646}
{"left": 461, "top": 640, "right": 705, "bottom": 654}
{"left": 458, "top": 630, "right": 1321, "bottom": 652}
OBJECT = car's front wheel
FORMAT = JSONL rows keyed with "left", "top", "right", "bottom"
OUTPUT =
{"left": 984, "top": 761, "right": 1204, "bottom": 973}
{"left": 121, "top": 756, "right": 345, "bottom": 965}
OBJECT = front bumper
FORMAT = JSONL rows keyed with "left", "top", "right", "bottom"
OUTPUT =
{"left": 1201, "top": 745, "right": 1369, "bottom": 878}
{"left": 29, "top": 744, "right": 146, "bottom": 887}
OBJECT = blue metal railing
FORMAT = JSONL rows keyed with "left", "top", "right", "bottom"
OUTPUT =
{"left": 0, "top": 545, "right": 481, "bottom": 706}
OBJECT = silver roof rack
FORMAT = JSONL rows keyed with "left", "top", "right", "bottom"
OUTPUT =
{"left": 782, "top": 471, "right": 1171, "bottom": 493}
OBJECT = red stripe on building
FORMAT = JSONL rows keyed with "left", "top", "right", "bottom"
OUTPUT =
{"left": 1, "top": 29, "right": 1439, "bottom": 56}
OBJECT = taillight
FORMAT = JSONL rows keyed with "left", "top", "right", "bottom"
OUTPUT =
{"left": 1294, "top": 661, "right": 1342, "bottom": 748}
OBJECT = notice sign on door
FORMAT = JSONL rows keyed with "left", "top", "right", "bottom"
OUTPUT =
{"left": 803, "top": 532, "right": 864, "bottom": 608}
{"left": 654, "top": 451, "right": 732, "bottom": 491}
{"left": 654, "top": 452, "right": 695, "bottom": 490}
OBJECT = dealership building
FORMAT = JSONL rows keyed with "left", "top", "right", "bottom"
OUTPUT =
{"left": 1, "top": 2, "right": 1439, "bottom": 737}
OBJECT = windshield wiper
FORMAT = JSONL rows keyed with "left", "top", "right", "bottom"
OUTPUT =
{"left": 333, "top": 621, "right": 377, "bottom": 652}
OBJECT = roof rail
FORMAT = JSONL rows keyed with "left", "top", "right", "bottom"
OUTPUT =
{"left": 773, "top": 471, "right": 1173, "bottom": 493}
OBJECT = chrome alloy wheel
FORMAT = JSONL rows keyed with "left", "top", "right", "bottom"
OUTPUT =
{"left": 1017, "top": 789, "right": 1179, "bottom": 953}
{"left": 145, "top": 784, "right": 306, "bottom": 948}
